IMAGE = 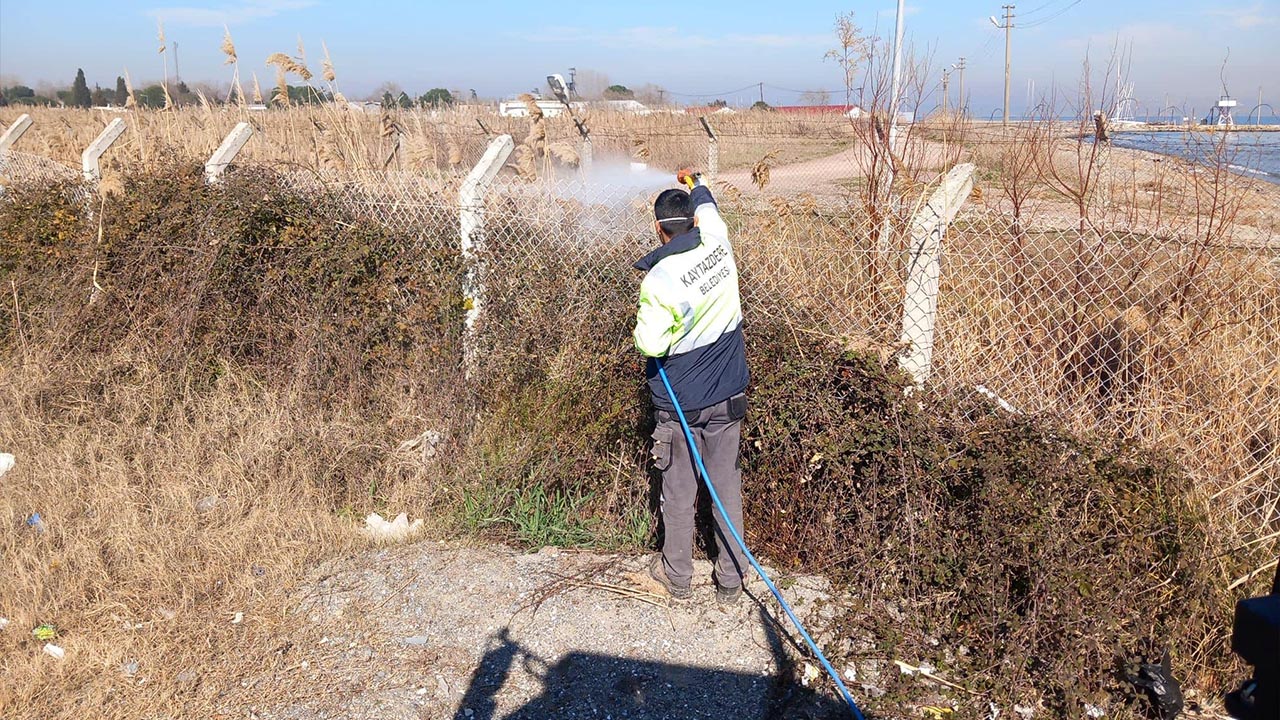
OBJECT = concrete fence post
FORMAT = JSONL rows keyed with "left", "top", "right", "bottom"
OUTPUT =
{"left": 699, "top": 117, "right": 718, "bottom": 179}
{"left": 573, "top": 118, "right": 592, "bottom": 177}
{"left": 205, "top": 122, "right": 254, "bottom": 183}
{"left": 0, "top": 113, "right": 33, "bottom": 155}
{"left": 580, "top": 136, "right": 593, "bottom": 177}
{"left": 82, "top": 118, "right": 126, "bottom": 183}
{"left": 0, "top": 114, "right": 33, "bottom": 195}
{"left": 459, "top": 134, "right": 515, "bottom": 375}
{"left": 897, "top": 162, "right": 975, "bottom": 386}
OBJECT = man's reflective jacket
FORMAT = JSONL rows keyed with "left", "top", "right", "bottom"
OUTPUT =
{"left": 633, "top": 182, "right": 749, "bottom": 412}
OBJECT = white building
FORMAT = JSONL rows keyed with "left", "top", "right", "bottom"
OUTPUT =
{"left": 499, "top": 99, "right": 583, "bottom": 118}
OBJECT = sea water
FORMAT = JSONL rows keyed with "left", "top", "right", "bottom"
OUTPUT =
{"left": 1105, "top": 130, "right": 1280, "bottom": 185}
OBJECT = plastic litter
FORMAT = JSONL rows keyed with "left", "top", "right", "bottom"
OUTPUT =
{"left": 0, "top": 618, "right": 9, "bottom": 631}
{"left": 32, "top": 623, "right": 58, "bottom": 641}
{"left": 1123, "top": 650, "right": 1184, "bottom": 720}
{"left": 397, "top": 429, "right": 442, "bottom": 462}
{"left": 43, "top": 643, "right": 65, "bottom": 660}
{"left": 0, "top": 452, "right": 14, "bottom": 477}
{"left": 364, "top": 512, "right": 423, "bottom": 542}
{"left": 26, "top": 512, "right": 46, "bottom": 533}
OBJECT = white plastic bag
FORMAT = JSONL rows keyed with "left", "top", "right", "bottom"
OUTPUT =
{"left": 364, "top": 512, "right": 423, "bottom": 542}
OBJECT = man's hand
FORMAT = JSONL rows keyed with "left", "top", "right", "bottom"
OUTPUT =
{"left": 676, "top": 168, "right": 701, "bottom": 189}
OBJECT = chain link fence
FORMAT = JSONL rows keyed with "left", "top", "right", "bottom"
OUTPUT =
{"left": 3, "top": 114, "right": 1277, "bottom": 549}
{"left": 0, "top": 148, "right": 80, "bottom": 187}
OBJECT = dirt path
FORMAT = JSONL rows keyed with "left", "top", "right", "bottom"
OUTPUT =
{"left": 219, "top": 541, "right": 862, "bottom": 720}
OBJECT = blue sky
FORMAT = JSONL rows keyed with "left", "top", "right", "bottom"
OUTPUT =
{"left": 1, "top": 0, "right": 1276, "bottom": 116}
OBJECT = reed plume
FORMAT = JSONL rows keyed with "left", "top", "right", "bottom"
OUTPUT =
{"left": 321, "top": 41, "right": 337, "bottom": 83}
{"left": 220, "top": 27, "right": 237, "bottom": 64}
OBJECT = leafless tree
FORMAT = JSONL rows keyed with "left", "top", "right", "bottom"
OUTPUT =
{"left": 824, "top": 12, "right": 870, "bottom": 110}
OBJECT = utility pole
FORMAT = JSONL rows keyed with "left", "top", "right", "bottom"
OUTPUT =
{"left": 887, "top": 0, "right": 906, "bottom": 146}
{"left": 759, "top": 82, "right": 764, "bottom": 105}
{"left": 876, "top": 0, "right": 906, "bottom": 260}
{"left": 173, "top": 41, "right": 181, "bottom": 87}
{"left": 942, "top": 69, "right": 950, "bottom": 115}
{"left": 956, "top": 57, "right": 966, "bottom": 118}
{"left": 992, "top": 6, "right": 1014, "bottom": 127}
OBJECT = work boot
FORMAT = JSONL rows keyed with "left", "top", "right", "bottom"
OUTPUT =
{"left": 713, "top": 572, "right": 742, "bottom": 605}
{"left": 648, "top": 555, "right": 692, "bottom": 601}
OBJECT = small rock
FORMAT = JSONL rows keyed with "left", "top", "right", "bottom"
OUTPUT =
{"left": 177, "top": 669, "right": 197, "bottom": 684}
{"left": 464, "top": 709, "right": 474, "bottom": 718}
{"left": 43, "top": 643, "right": 65, "bottom": 660}
{"left": 860, "top": 683, "right": 887, "bottom": 698}
{"left": 0, "top": 617, "right": 9, "bottom": 631}
{"left": 121, "top": 660, "right": 140, "bottom": 676}
{"left": 0, "top": 453, "right": 14, "bottom": 477}
{"left": 231, "top": 612, "right": 243, "bottom": 624}
{"left": 1014, "top": 704, "right": 1035, "bottom": 720}
{"left": 403, "top": 635, "right": 431, "bottom": 646}
{"left": 1084, "top": 704, "right": 1105, "bottom": 718}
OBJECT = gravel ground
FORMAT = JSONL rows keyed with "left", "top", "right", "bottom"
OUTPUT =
{"left": 225, "top": 540, "right": 855, "bottom": 720}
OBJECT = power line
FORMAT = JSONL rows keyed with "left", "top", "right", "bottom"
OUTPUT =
{"left": 662, "top": 84, "right": 760, "bottom": 98}
{"left": 763, "top": 83, "right": 842, "bottom": 95}
{"left": 1020, "top": 0, "right": 1082, "bottom": 28}
{"left": 1018, "top": 0, "right": 1064, "bottom": 18}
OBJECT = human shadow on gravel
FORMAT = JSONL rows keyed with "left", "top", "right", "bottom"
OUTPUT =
{"left": 453, "top": 605, "right": 856, "bottom": 720}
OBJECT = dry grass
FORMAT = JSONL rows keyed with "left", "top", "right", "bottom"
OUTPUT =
{"left": 1, "top": 98, "right": 1277, "bottom": 715}
{"left": 0, "top": 354, "right": 351, "bottom": 716}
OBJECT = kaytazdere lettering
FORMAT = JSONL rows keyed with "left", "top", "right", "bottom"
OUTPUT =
{"left": 679, "top": 245, "right": 728, "bottom": 289}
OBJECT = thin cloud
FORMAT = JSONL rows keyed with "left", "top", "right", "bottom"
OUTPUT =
{"left": 518, "top": 26, "right": 827, "bottom": 51}
{"left": 149, "top": 0, "right": 314, "bottom": 28}
{"left": 1204, "top": 2, "right": 1278, "bottom": 29}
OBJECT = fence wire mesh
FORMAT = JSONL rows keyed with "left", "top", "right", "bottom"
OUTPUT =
{"left": 2, "top": 112, "right": 1277, "bottom": 549}
{"left": 0, "top": 149, "right": 79, "bottom": 187}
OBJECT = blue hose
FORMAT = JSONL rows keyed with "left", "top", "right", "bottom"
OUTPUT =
{"left": 655, "top": 359, "right": 866, "bottom": 720}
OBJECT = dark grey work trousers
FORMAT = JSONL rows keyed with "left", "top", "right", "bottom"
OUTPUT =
{"left": 651, "top": 393, "right": 748, "bottom": 589}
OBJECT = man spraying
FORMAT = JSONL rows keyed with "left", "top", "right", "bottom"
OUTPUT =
{"left": 633, "top": 169, "right": 748, "bottom": 604}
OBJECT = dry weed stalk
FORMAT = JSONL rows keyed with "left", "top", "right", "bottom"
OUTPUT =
{"left": 123, "top": 69, "right": 138, "bottom": 109}
{"left": 513, "top": 93, "right": 548, "bottom": 180}
{"left": 631, "top": 136, "right": 651, "bottom": 162}
{"left": 548, "top": 142, "right": 580, "bottom": 167}
{"left": 321, "top": 41, "right": 337, "bottom": 83}
{"left": 751, "top": 150, "right": 778, "bottom": 190}
{"left": 221, "top": 26, "right": 246, "bottom": 107}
